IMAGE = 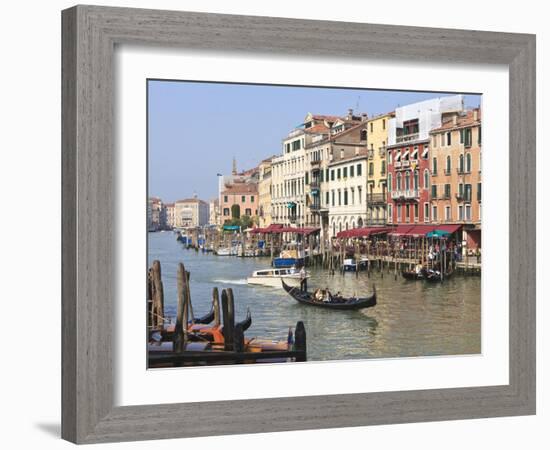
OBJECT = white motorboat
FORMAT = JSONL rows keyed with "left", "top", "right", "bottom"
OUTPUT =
{"left": 216, "top": 246, "right": 238, "bottom": 256}
{"left": 247, "top": 267, "right": 309, "bottom": 288}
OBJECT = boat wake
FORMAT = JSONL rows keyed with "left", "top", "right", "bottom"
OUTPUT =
{"left": 211, "top": 278, "right": 248, "bottom": 286}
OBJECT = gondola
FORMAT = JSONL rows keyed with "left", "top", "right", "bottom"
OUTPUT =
{"left": 401, "top": 268, "right": 427, "bottom": 280}
{"left": 193, "top": 306, "right": 216, "bottom": 324}
{"left": 235, "top": 308, "right": 252, "bottom": 331}
{"left": 424, "top": 269, "right": 454, "bottom": 283}
{"left": 281, "top": 280, "right": 376, "bottom": 310}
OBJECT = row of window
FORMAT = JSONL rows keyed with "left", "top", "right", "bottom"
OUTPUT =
{"left": 222, "top": 208, "right": 256, "bottom": 217}
{"left": 432, "top": 152, "right": 479, "bottom": 175}
{"left": 432, "top": 126, "right": 481, "bottom": 149}
{"left": 223, "top": 195, "right": 255, "bottom": 203}
{"left": 388, "top": 202, "right": 480, "bottom": 223}
{"left": 430, "top": 183, "right": 482, "bottom": 202}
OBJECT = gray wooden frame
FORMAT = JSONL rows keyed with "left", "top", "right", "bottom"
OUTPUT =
{"left": 62, "top": 5, "right": 536, "bottom": 444}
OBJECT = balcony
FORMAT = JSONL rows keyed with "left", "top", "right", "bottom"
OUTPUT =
{"left": 455, "top": 193, "right": 472, "bottom": 202}
{"left": 309, "top": 181, "right": 320, "bottom": 190}
{"left": 378, "top": 147, "right": 387, "bottom": 158}
{"left": 391, "top": 189, "right": 419, "bottom": 200}
{"left": 401, "top": 160, "right": 411, "bottom": 168}
{"left": 309, "top": 203, "right": 321, "bottom": 211}
{"left": 289, "top": 215, "right": 298, "bottom": 223}
{"left": 367, "top": 193, "right": 386, "bottom": 204}
{"left": 366, "top": 218, "right": 387, "bottom": 226}
{"left": 310, "top": 159, "right": 321, "bottom": 169}
{"left": 394, "top": 161, "right": 402, "bottom": 168}
{"left": 396, "top": 133, "right": 419, "bottom": 143}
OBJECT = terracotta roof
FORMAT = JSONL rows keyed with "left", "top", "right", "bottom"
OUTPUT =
{"left": 175, "top": 198, "right": 207, "bottom": 204}
{"left": 305, "top": 124, "right": 330, "bottom": 134}
{"left": 221, "top": 183, "right": 258, "bottom": 195}
{"left": 328, "top": 148, "right": 368, "bottom": 165}
{"left": 311, "top": 114, "right": 341, "bottom": 122}
{"left": 431, "top": 109, "right": 481, "bottom": 133}
{"left": 164, "top": 202, "right": 175, "bottom": 207}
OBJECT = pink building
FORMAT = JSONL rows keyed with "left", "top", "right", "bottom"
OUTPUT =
{"left": 220, "top": 181, "right": 259, "bottom": 223}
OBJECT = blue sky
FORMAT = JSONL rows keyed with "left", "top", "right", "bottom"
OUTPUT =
{"left": 148, "top": 80, "right": 481, "bottom": 203}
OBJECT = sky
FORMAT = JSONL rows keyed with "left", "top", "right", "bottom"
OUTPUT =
{"left": 148, "top": 80, "right": 481, "bottom": 203}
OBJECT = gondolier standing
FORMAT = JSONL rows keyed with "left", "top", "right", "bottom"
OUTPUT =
{"left": 299, "top": 266, "right": 307, "bottom": 292}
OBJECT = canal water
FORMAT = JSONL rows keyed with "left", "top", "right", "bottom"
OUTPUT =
{"left": 148, "top": 232, "right": 481, "bottom": 361}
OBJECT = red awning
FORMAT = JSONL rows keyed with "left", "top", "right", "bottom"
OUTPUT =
{"left": 336, "top": 227, "right": 392, "bottom": 239}
{"left": 389, "top": 224, "right": 463, "bottom": 237}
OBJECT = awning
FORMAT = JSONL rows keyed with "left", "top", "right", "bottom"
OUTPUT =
{"left": 411, "top": 149, "right": 418, "bottom": 159}
{"left": 389, "top": 224, "right": 462, "bottom": 237}
{"left": 402, "top": 150, "right": 410, "bottom": 159}
{"left": 395, "top": 151, "right": 401, "bottom": 161}
{"left": 249, "top": 224, "right": 319, "bottom": 236}
{"left": 336, "top": 227, "right": 392, "bottom": 239}
{"left": 422, "top": 147, "right": 429, "bottom": 158}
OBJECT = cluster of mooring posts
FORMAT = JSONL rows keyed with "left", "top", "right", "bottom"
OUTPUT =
{"left": 147, "top": 260, "right": 306, "bottom": 367}
{"left": 173, "top": 223, "right": 480, "bottom": 278}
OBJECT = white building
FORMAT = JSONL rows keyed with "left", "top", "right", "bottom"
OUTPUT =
{"left": 327, "top": 147, "right": 369, "bottom": 237}
{"left": 174, "top": 196, "right": 209, "bottom": 228}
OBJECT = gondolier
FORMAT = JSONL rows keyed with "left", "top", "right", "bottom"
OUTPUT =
{"left": 299, "top": 266, "right": 307, "bottom": 292}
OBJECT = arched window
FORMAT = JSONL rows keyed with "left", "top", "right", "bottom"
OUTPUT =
{"left": 333, "top": 223, "right": 336, "bottom": 236}
{"left": 459, "top": 154, "right": 465, "bottom": 173}
{"left": 414, "top": 170, "right": 419, "bottom": 190}
{"left": 424, "top": 169, "right": 430, "bottom": 189}
{"left": 358, "top": 218, "right": 364, "bottom": 228}
{"left": 360, "top": 129, "right": 367, "bottom": 140}
{"left": 397, "top": 173, "right": 402, "bottom": 190}
{"left": 466, "top": 153, "right": 472, "bottom": 172}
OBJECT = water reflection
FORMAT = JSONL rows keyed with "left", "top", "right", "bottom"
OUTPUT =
{"left": 148, "top": 232, "right": 481, "bottom": 361}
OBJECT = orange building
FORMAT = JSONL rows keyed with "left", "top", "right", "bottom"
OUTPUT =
{"left": 429, "top": 108, "right": 482, "bottom": 250}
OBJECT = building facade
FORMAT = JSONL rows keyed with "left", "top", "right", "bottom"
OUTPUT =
{"left": 258, "top": 157, "right": 274, "bottom": 228}
{"left": 327, "top": 147, "right": 369, "bottom": 237}
{"left": 386, "top": 95, "right": 465, "bottom": 225}
{"left": 220, "top": 181, "right": 259, "bottom": 224}
{"left": 208, "top": 198, "right": 219, "bottom": 226}
{"left": 174, "top": 196, "right": 209, "bottom": 228}
{"left": 305, "top": 110, "right": 367, "bottom": 240}
{"left": 365, "top": 113, "right": 392, "bottom": 226}
{"left": 429, "top": 108, "right": 482, "bottom": 249}
{"left": 165, "top": 202, "right": 175, "bottom": 229}
{"left": 148, "top": 197, "right": 166, "bottom": 231}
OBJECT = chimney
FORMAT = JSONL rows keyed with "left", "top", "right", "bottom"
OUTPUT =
{"left": 347, "top": 108, "right": 353, "bottom": 120}
{"left": 473, "top": 109, "right": 479, "bottom": 121}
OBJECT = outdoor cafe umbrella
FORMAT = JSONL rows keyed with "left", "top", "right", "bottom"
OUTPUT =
{"left": 426, "top": 229, "right": 451, "bottom": 238}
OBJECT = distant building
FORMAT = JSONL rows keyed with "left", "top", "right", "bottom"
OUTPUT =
{"left": 208, "top": 198, "right": 220, "bottom": 226}
{"left": 165, "top": 202, "right": 175, "bottom": 229}
{"left": 429, "top": 108, "right": 482, "bottom": 249}
{"left": 220, "top": 181, "right": 258, "bottom": 224}
{"left": 174, "top": 195, "right": 209, "bottom": 228}
{"left": 148, "top": 197, "right": 166, "bottom": 231}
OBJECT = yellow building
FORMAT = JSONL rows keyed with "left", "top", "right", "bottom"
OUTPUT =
{"left": 366, "top": 112, "right": 393, "bottom": 225}
{"left": 258, "top": 157, "right": 274, "bottom": 227}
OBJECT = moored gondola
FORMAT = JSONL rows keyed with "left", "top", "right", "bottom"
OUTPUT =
{"left": 281, "top": 280, "right": 376, "bottom": 310}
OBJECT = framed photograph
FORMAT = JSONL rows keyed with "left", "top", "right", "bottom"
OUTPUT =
{"left": 62, "top": 5, "right": 536, "bottom": 444}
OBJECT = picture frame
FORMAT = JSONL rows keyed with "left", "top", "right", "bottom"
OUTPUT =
{"left": 61, "top": 5, "right": 536, "bottom": 444}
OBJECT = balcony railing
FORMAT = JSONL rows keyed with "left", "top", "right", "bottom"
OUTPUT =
{"left": 394, "top": 161, "right": 402, "bottom": 168}
{"left": 309, "top": 203, "right": 321, "bottom": 211}
{"left": 289, "top": 215, "right": 297, "bottom": 223}
{"left": 310, "top": 159, "right": 321, "bottom": 168}
{"left": 396, "top": 132, "right": 419, "bottom": 143}
{"left": 401, "top": 160, "right": 411, "bottom": 168}
{"left": 391, "top": 189, "right": 419, "bottom": 200}
{"left": 455, "top": 193, "right": 472, "bottom": 202}
{"left": 309, "top": 181, "right": 320, "bottom": 190}
{"left": 367, "top": 193, "right": 387, "bottom": 204}
{"left": 366, "top": 218, "right": 387, "bottom": 226}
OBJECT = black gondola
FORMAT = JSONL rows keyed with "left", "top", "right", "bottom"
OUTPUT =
{"left": 193, "top": 306, "right": 216, "bottom": 324}
{"left": 424, "top": 269, "right": 454, "bottom": 283}
{"left": 281, "top": 280, "right": 376, "bottom": 310}
{"left": 235, "top": 308, "right": 252, "bottom": 331}
{"left": 401, "top": 268, "right": 427, "bottom": 280}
